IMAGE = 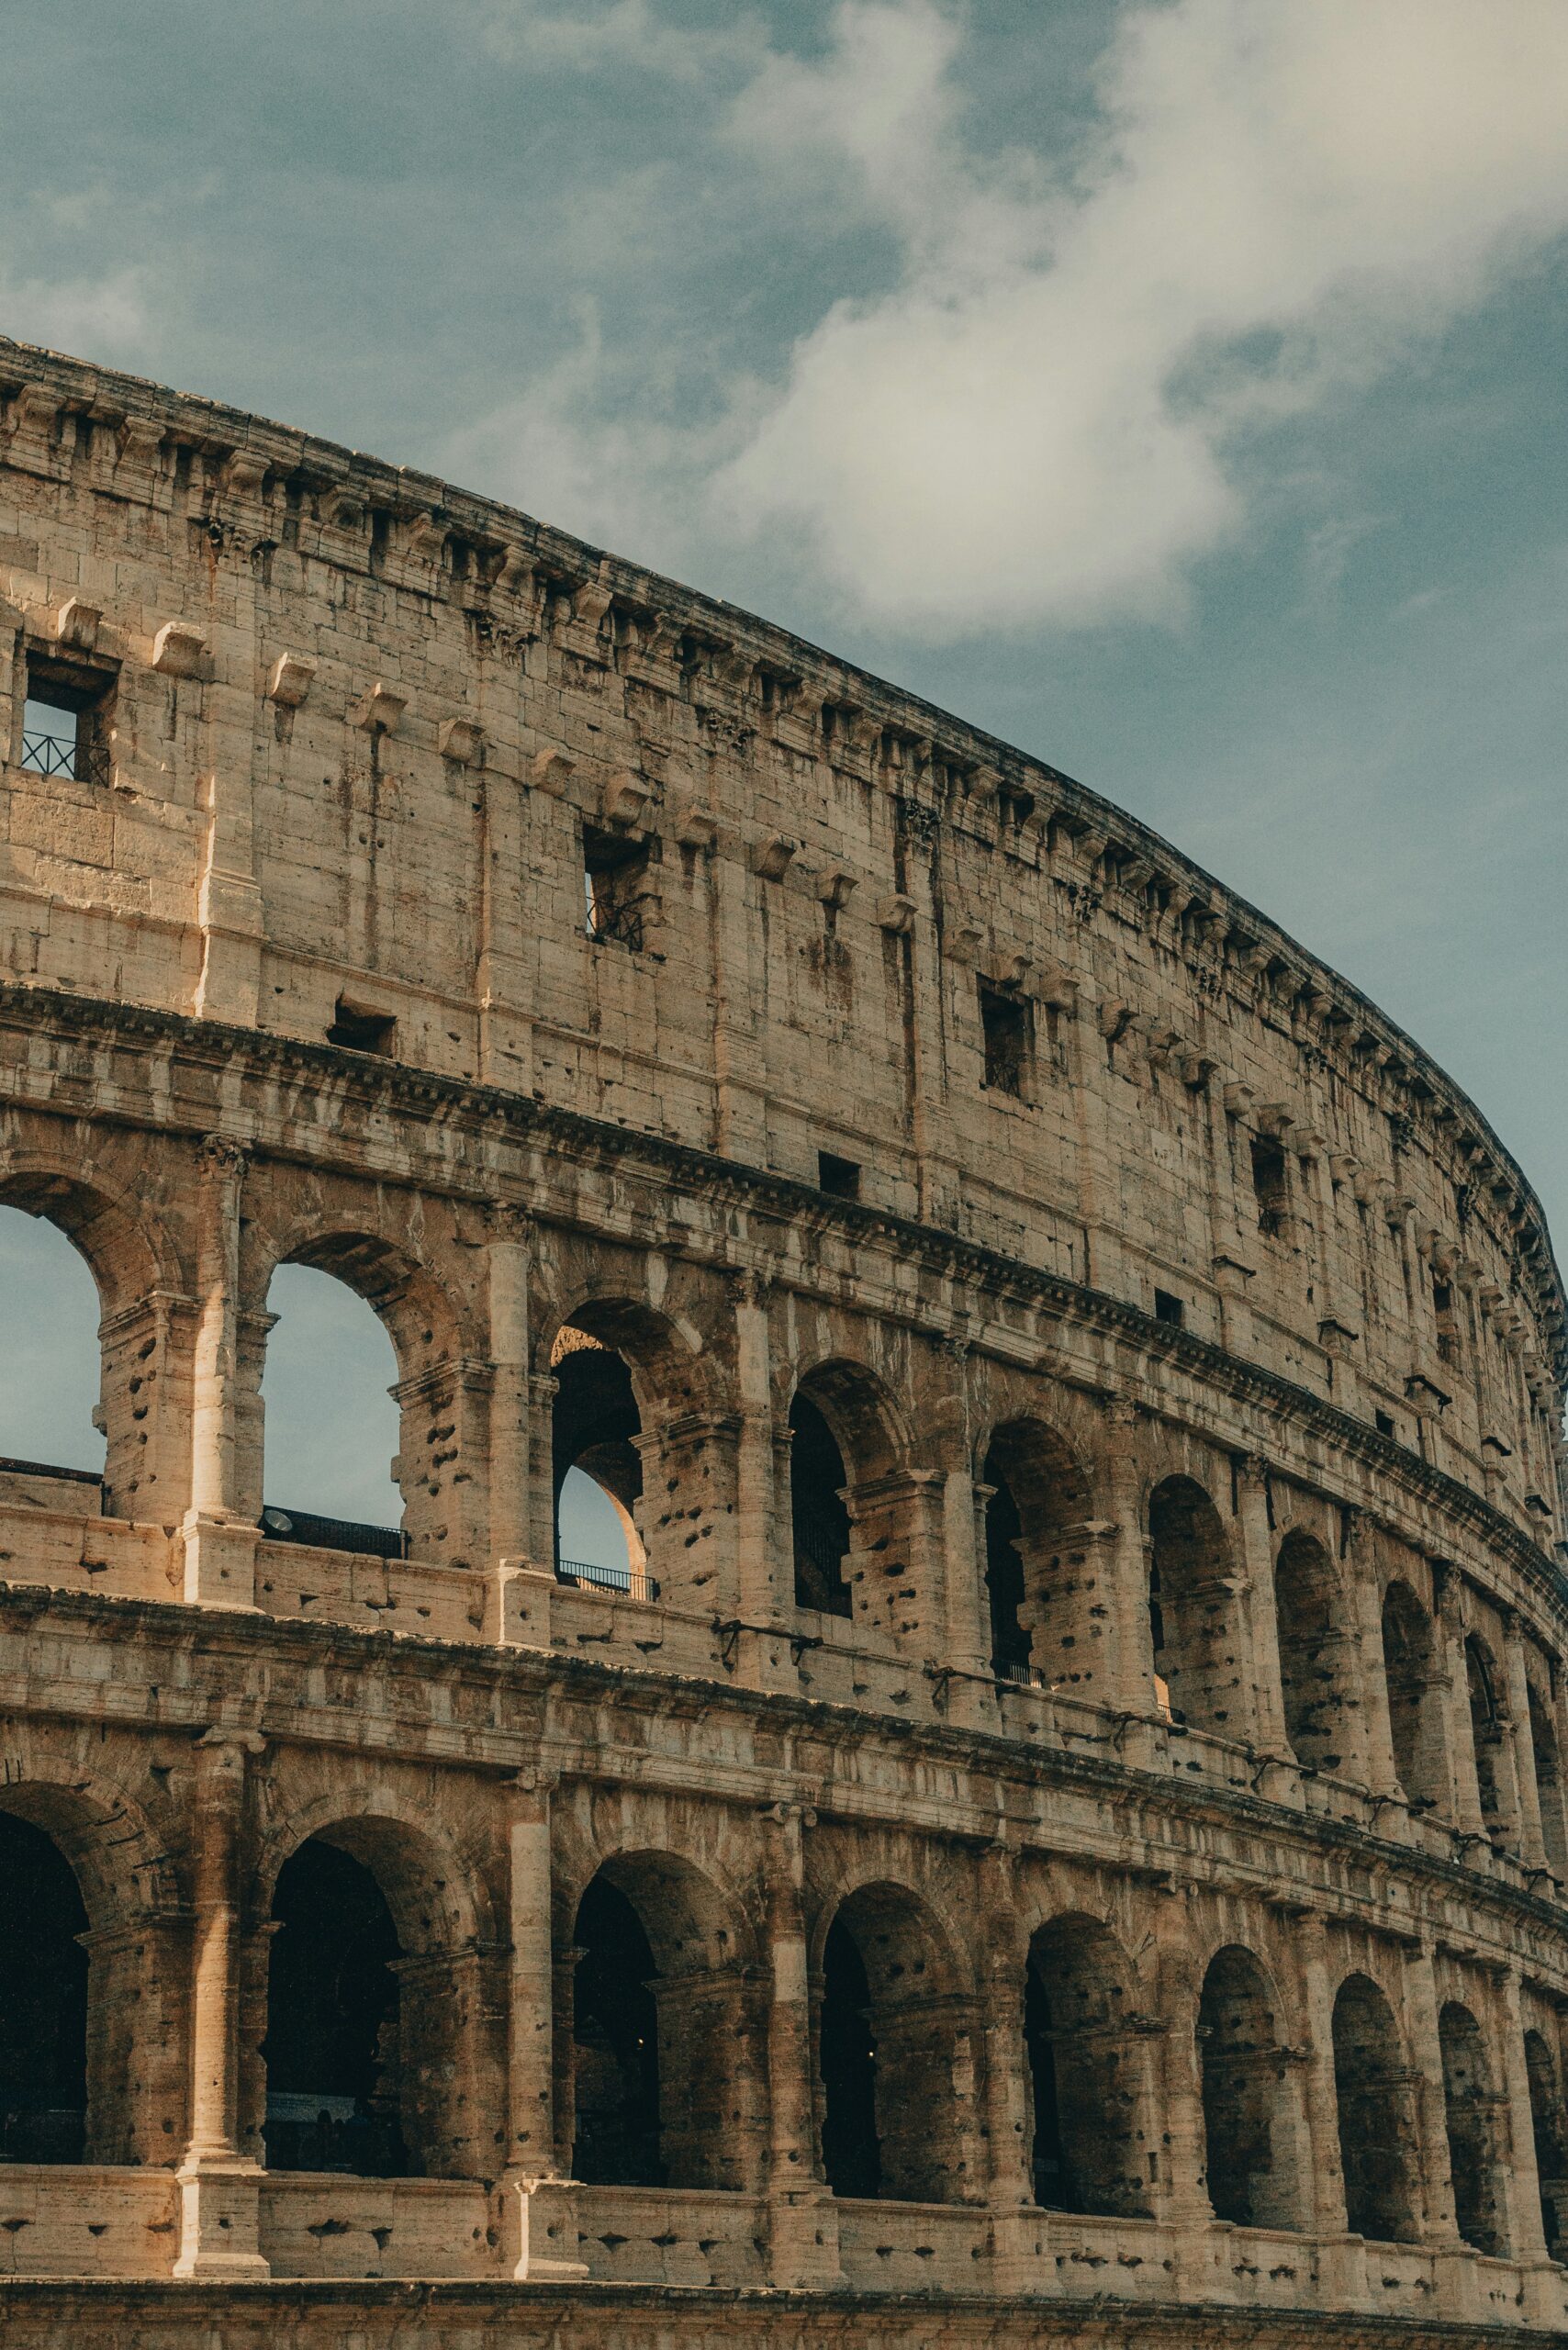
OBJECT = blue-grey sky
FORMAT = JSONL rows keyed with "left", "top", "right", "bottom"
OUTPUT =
{"left": 1, "top": 0, "right": 1564, "bottom": 1532}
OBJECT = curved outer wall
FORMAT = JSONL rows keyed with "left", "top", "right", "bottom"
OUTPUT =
{"left": 0, "top": 337, "right": 1562, "bottom": 2344}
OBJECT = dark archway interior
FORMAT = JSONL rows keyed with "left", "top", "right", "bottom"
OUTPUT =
{"left": 1439, "top": 2001, "right": 1506, "bottom": 2257}
{"left": 1273, "top": 1532, "right": 1348, "bottom": 1774}
{"left": 1382, "top": 1583, "right": 1439, "bottom": 1807}
{"left": 572, "top": 1875, "right": 661, "bottom": 2187}
{"left": 0, "top": 1812, "right": 88, "bottom": 2163}
{"left": 553, "top": 1339, "right": 644, "bottom": 1567}
{"left": 1332, "top": 1975, "right": 1419, "bottom": 2244}
{"left": 263, "top": 1838, "right": 408, "bottom": 2177}
{"left": 1199, "top": 1946, "right": 1295, "bottom": 2229}
{"left": 1025, "top": 1919, "right": 1148, "bottom": 2218}
{"left": 790, "top": 1393, "right": 853, "bottom": 1617}
{"left": 1464, "top": 1639, "right": 1505, "bottom": 1833}
{"left": 1525, "top": 2028, "right": 1567, "bottom": 2257}
{"left": 820, "top": 1913, "right": 879, "bottom": 2197}
{"left": 983, "top": 1462, "right": 1030, "bottom": 1677}
{"left": 1528, "top": 1683, "right": 1566, "bottom": 1876}
{"left": 1148, "top": 1476, "right": 1237, "bottom": 1735}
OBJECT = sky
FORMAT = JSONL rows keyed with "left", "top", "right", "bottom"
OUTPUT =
{"left": 0, "top": 0, "right": 1564, "bottom": 1532}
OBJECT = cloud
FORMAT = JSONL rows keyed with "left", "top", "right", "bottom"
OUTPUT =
{"left": 715, "top": 0, "right": 1568, "bottom": 632}
{"left": 471, "top": 0, "right": 761, "bottom": 82}
{"left": 1, "top": 265, "right": 151, "bottom": 362}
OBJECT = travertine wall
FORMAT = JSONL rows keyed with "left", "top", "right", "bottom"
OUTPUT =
{"left": 0, "top": 341, "right": 1563, "bottom": 2344}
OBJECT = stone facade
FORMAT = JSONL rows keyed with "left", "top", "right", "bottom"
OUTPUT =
{"left": 0, "top": 336, "right": 1564, "bottom": 2344}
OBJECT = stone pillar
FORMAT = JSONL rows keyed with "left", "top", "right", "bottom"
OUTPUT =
{"left": 1100, "top": 1399, "right": 1159, "bottom": 1750}
{"left": 977, "top": 1844, "right": 1037, "bottom": 2293}
{"left": 1495, "top": 1965, "right": 1551, "bottom": 2270}
{"left": 932, "top": 1340, "right": 994, "bottom": 1729}
{"left": 727, "top": 1275, "right": 797, "bottom": 1688}
{"left": 182, "top": 1137, "right": 259, "bottom": 1609}
{"left": 1233, "top": 1453, "right": 1290, "bottom": 1754}
{"left": 1290, "top": 1918, "right": 1351, "bottom": 2230}
{"left": 1343, "top": 1511, "right": 1399, "bottom": 1802}
{"left": 760, "top": 1805, "right": 841, "bottom": 2286}
{"left": 174, "top": 1726, "right": 267, "bottom": 2280}
{"left": 711, "top": 822, "right": 768, "bottom": 1165}
{"left": 1433, "top": 1572, "right": 1487, "bottom": 1841}
{"left": 487, "top": 1209, "right": 555, "bottom": 1646}
{"left": 894, "top": 794, "right": 961, "bottom": 1229}
{"left": 1150, "top": 1895, "right": 1213, "bottom": 2244}
{"left": 1502, "top": 1616, "right": 1551, "bottom": 1874}
{"left": 493, "top": 1775, "right": 586, "bottom": 2281}
{"left": 1400, "top": 1942, "right": 1461, "bottom": 2247}
{"left": 192, "top": 532, "right": 267, "bottom": 1029}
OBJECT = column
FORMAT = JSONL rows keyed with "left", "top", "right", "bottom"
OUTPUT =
{"left": 1233, "top": 1453, "right": 1290, "bottom": 1755}
{"left": 1344, "top": 1510, "right": 1401, "bottom": 1803}
{"left": 1401, "top": 1942, "right": 1462, "bottom": 2247}
{"left": 1433, "top": 1571, "right": 1487, "bottom": 1841}
{"left": 895, "top": 792, "right": 961, "bottom": 1229}
{"left": 182, "top": 1136, "right": 259, "bottom": 1608}
{"left": 1101, "top": 1399, "right": 1159, "bottom": 1753}
{"left": 493, "top": 1775, "right": 586, "bottom": 2280}
{"left": 1503, "top": 1617, "right": 1551, "bottom": 1875}
{"left": 977, "top": 1844, "right": 1038, "bottom": 2293}
{"left": 1290, "top": 1916, "right": 1368, "bottom": 2308}
{"left": 724, "top": 1274, "right": 796, "bottom": 1688}
{"left": 1149, "top": 1893, "right": 1218, "bottom": 2300}
{"left": 760, "top": 1805, "right": 841, "bottom": 2286}
{"left": 1495, "top": 1966, "right": 1551, "bottom": 2271}
{"left": 487, "top": 1207, "right": 554, "bottom": 1647}
{"left": 933, "top": 1340, "right": 995, "bottom": 1729}
{"left": 174, "top": 1726, "right": 267, "bottom": 2279}
{"left": 193, "top": 498, "right": 267, "bottom": 1028}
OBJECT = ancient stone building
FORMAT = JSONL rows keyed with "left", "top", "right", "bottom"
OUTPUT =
{"left": 0, "top": 333, "right": 1563, "bottom": 2348}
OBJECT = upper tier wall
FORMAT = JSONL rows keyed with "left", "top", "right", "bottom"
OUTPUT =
{"left": 0, "top": 337, "right": 1561, "bottom": 1526}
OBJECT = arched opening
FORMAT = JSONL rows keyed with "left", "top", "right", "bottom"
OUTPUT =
{"left": 1025, "top": 1915, "right": 1150, "bottom": 2217}
{"left": 0, "top": 1812, "right": 89, "bottom": 2162}
{"left": 572, "top": 1876, "right": 660, "bottom": 2186}
{"left": 1331, "top": 1974, "right": 1420, "bottom": 2244}
{"left": 1148, "top": 1476, "right": 1240, "bottom": 1736}
{"left": 790, "top": 1392, "right": 853, "bottom": 1617}
{"left": 1382, "top": 1582, "right": 1444, "bottom": 1807}
{"left": 1439, "top": 2000, "right": 1506, "bottom": 2256}
{"left": 1198, "top": 1945, "right": 1301, "bottom": 2230}
{"left": 261, "top": 1262, "right": 402, "bottom": 1549}
{"left": 1273, "top": 1530, "right": 1351, "bottom": 1774}
{"left": 1524, "top": 2029, "right": 1567, "bottom": 2258}
{"left": 1527, "top": 1682, "right": 1566, "bottom": 1877}
{"left": 1464, "top": 1637, "right": 1507, "bottom": 1838}
{"left": 981, "top": 1420, "right": 1098, "bottom": 1695}
{"left": 568, "top": 1853, "right": 754, "bottom": 2192}
{"left": 263, "top": 1838, "right": 408, "bottom": 2176}
{"left": 818, "top": 1883, "right": 969, "bottom": 2204}
{"left": 552, "top": 1326, "right": 646, "bottom": 1595}
{"left": 0, "top": 1204, "right": 105, "bottom": 1482}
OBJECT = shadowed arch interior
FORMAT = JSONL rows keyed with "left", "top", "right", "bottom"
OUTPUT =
{"left": 818, "top": 1881, "right": 969, "bottom": 2205}
{"left": 981, "top": 1418, "right": 1094, "bottom": 1692}
{"left": 1463, "top": 1636, "right": 1507, "bottom": 1837}
{"left": 1439, "top": 1999, "right": 1506, "bottom": 2257}
{"left": 1273, "top": 1528, "right": 1353, "bottom": 1774}
{"left": 1381, "top": 1582, "right": 1444, "bottom": 1808}
{"left": 1025, "top": 1914, "right": 1151, "bottom": 2217}
{"left": 1527, "top": 1676, "right": 1567, "bottom": 1874}
{"left": 1331, "top": 1974, "right": 1419, "bottom": 2244}
{"left": 1197, "top": 1944, "right": 1302, "bottom": 2230}
{"left": 1525, "top": 2028, "right": 1567, "bottom": 2258}
{"left": 1148, "top": 1476, "right": 1240, "bottom": 1735}
{"left": 0, "top": 1810, "right": 88, "bottom": 2164}
{"left": 263, "top": 1837, "right": 408, "bottom": 2177}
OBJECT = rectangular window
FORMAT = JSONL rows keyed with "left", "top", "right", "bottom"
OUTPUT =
{"left": 980, "top": 982, "right": 1032, "bottom": 1097}
{"left": 818, "top": 1151, "right": 861, "bottom": 1201}
{"left": 1250, "top": 1136, "right": 1289, "bottom": 1237}
{"left": 21, "top": 655, "right": 114, "bottom": 788}
{"left": 327, "top": 1000, "right": 397, "bottom": 1056}
{"left": 1153, "top": 1289, "right": 1185, "bottom": 1328}
{"left": 1374, "top": 1409, "right": 1396, "bottom": 1439}
{"left": 583, "top": 825, "right": 653, "bottom": 950}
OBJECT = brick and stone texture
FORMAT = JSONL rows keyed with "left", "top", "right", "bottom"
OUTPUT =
{"left": 0, "top": 336, "right": 1563, "bottom": 2342}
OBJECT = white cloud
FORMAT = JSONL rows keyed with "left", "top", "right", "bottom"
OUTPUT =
{"left": 448, "top": 0, "right": 1568, "bottom": 633}
{"left": 1, "top": 265, "right": 150, "bottom": 362}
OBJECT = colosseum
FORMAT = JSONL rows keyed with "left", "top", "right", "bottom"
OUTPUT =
{"left": 0, "top": 332, "right": 1562, "bottom": 2350}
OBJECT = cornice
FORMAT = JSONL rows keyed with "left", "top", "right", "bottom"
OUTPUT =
{"left": 0, "top": 979, "right": 1562, "bottom": 1628}
{"left": 0, "top": 332, "right": 1561, "bottom": 1346}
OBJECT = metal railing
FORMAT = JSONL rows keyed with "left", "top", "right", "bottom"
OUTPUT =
{"left": 556, "top": 1555, "right": 658, "bottom": 1603}
{"left": 259, "top": 1505, "right": 408, "bottom": 1559}
{"left": 21, "top": 728, "right": 110, "bottom": 789}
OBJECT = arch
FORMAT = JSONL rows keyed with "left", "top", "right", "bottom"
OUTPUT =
{"left": 0, "top": 1162, "right": 176, "bottom": 1518}
{"left": 1025, "top": 1913, "right": 1151, "bottom": 2218}
{"left": 548, "top": 1296, "right": 714, "bottom": 1600}
{"left": 0, "top": 1810, "right": 88, "bottom": 2163}
{"left": 1439, "top": 1999, "right": 1507, "bottom": 2256}
{"left": 1148, "top": 1475, "right": 1241, "bottom": 1735}
{"left": 259, "top": 1808, "right": 483, "bottom": 2179}
{"left": 1331, "top": 1974, "right": 1420, "bottom": 2244}
{"left": 1382, "top": 1582, "right": 1444, "bottom": 1807}
{"left": 980, "top": 1417, "right": 1097, "bottom": 1695}
{"left": 568, "top": 1850, "right": 757, "bottom": 2192}
{"left": 1197, "top": 1944, "right": 1303, "bottom": 2230}
{"left": 1523, "top": 2028, "right": 1567, "bottom": 2258}
{"left": 261, "top": 1261, "right": 401, "bottom": 1534}
{"left": 1463, "top": 1636, "right": 1507, "bottom": 1837}
{"left": 553, "top": 1326, "right": 646, "bottom": 1591}
{"left": 1527, "top": 1677, "right": 1567, "bottom": 1875}
{"left": 0, "top": 1205, "right": 105, "bottom": 1477}
{"left": 790, "top": 1360, "right": 929, "bottom": 1644}
{"left": 818, "top": 1878, "right": 970, "bottom": 2204}
{"left": 1273, "top": 1529, "right": 1353, "bottom": 1774}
